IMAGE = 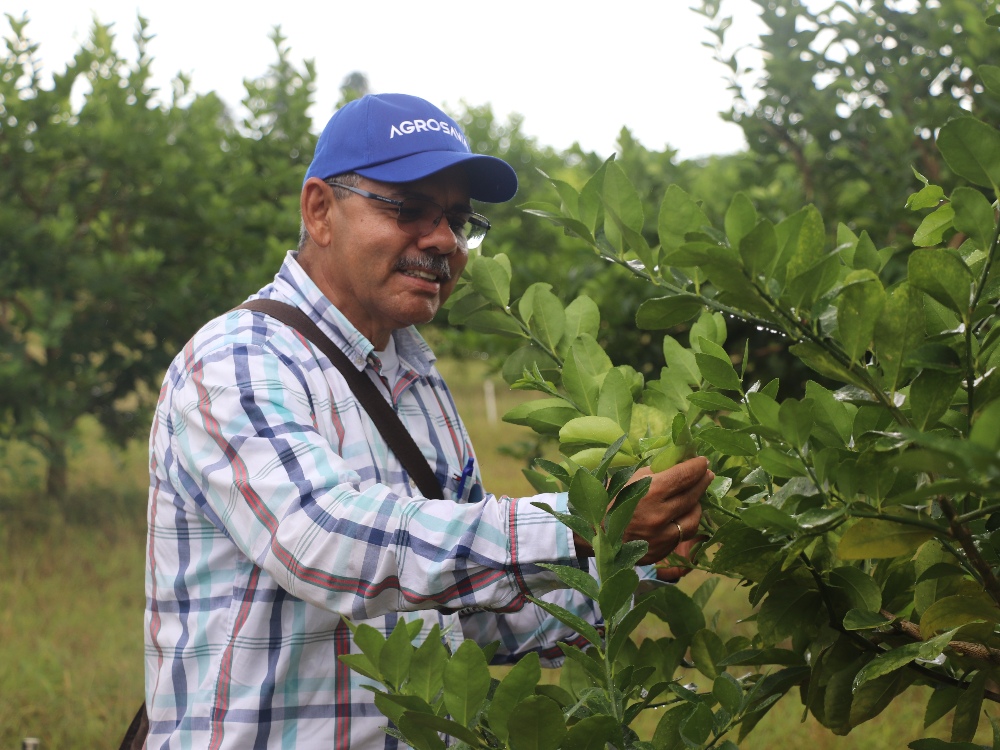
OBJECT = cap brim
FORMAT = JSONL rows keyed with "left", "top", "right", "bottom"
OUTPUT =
{"left": 356, "top": 151, "right": 518, "bottom": 203}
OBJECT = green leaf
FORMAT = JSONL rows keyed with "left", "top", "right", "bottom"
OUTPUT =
{"left": 778, "top": 398, "right": 815, "bottom": 451}
{"left": 853, "top": 628, "right": 957, "bottom": 691}
{"left": 828, "top": 566, "right": 883, "bottom": 613}
{"left": 562, "top": 715, "right": 620, "bottom": 750}
{"left": 395, "top": 712, "right": 447, "bottom": 750}
{"left": 908, "top": 247, "right": 974, "bottom": 319}
{"left": 379, "top": 619, "right": 414, "bottom": 691}
{"left": 697, "top": 426, "right": 758, "bottom": 457}
{"left": 951, "top": 186, "right": 996, "bottom": 253}
{"left": 849, "top": 669, "right": 910, "bottom": 727}
{"left": 980, "top": 64, "right": 1000, "bottom": 96}
{"left": 537, "top": 563, "right": 600, "bottom": 601}
{"left": 690, "top": 628, "right": 727, "bottom": 680}
{"left": 658, "top": 184, "right": 710, "bottom": 255}
{"left": 527, "top": 286, "right": 566, "bottom": 353}
{"left": 790, "top": 341, "right": 870, "bottom": 391}
{"left": 971, "top": 398, "right": 1000, "bottom": 451}
{"left": 909, "top": 368, "right": 963, "bottom": 431}
{"left": 402, "top": 713, "right": 483, "bottom": 748}
{"left": 528, "top": 596, "right": 603, "bottom": 648}
{"left": 567, "top": 467, "right": 611, "bottom": 529}
{"left": 488, "top": 652, "right": 541, "bottom": 743}
{"left": 919, "top": 594, "right": 1000, "bottom": 640}
{"left": 719, "top": 648, "right": 806, "bottom": 667}
{"left": 713, "top": 672, "right": 744, "bottom": 715}
{"left": 663, "top": 336, "right": 701, "bottom": 386}
{"left": 561, "top": 295, "right": 601, "bottom": 355}
{"left": 504, "top": 398, "right": 579, "bottom": 437}
{"left": 648, "top": 583, "right": 705, "bottom": 638}
{"left": 464, "top": 309, "right": 527, "bottom": 337}
{"left": 599, "top": 568, "right": 639, "bottom": 620}
{"left": 952, "top": 671, "right": 988, "bottom": 743}
{"left": 607, "top": 593, "right": 655, "bottom": 662}
{"left": 837, "top": 270, "right": 885, "bottom": 363}
{"left": 636, "top": 295, "right": 703, "bottom": 330}
{"left": 725, "top": 191, "right": 757, "bottom": 248}
{"left": 517, "top": 282, "right": 551, "bottom": 326}
{"left": 606, "top": 476, "right": 650, "bottom": 543}
{"left": 680, "top": 702, "right": 714, "bottom": 747}
{"left": 562, "top": 335, "right": 613, "bottom": 415}
{"left": 690, "top": 312, "right": 727, "bottom": 350}
{"left": 652, "top": 704, "right": 693, "bottom": 750}
{"left": 447, "top": 285, "right": 493, "bottom": 324}
{"left": 469, "top": 255, "right": 511, "bottom": 307}
{"left": 784, "top": 205, "right": 828, "bottom": 293}
{"left": 757, "top": 586, "right": 823, "bottom": 643}
{"left": 338, "top": 653, "right": 381, "bottom": 682}
{"left": 906, "top": 184, "right": 946, "bottom": 211}
{"left": 374, "top": 693, "right": 436, "bottom": 727}
{"left": 507, "top": 695, "right": 568, "bottom": 750}
{"left": 406, "top": 625, "right": 447, "bottom": 702}
{"left": 351, "top": 622, "right": 386, "bottom": 665}
{"left": 838, "top": 513, "right": 937, "bottom": 560}
{"left": 502, "top": 345, "right": 560, "bottom": 387}
{"left": 738, "top": 220, "right": 778, "bottom": 280}
{"left": 442, "top": 640, "right": 491, "bottom": 726}
{"left": 757, "top": 447, "right": 806, "bottom": 478}
{"left": 688, "top": 391, "right": 742, "bottom": 412}
{"left": 741, "top": 504, "right": 800, "bottom": 535}
{"left": 602, "top": 161, "right": 644, "bottom": 255}
{"left": 937, "top": 117, "right": 1000, "bottom": 191}
{"left": 909, "top": 740, "right": 983, "bottom": 750}
{"left": 843, "top": 609, "right": 895, "bottom": 630}
{"left": 913, "top": 203, "right": 955, "bottom": 247}
{"left": 874, "top": 282, "right": 925, "bottom": 394}
{"left": 597, "top": 368, "right": 634, "bottom": 433}
{"left": 695, "top": 350, "right": 743, "bottom": 392}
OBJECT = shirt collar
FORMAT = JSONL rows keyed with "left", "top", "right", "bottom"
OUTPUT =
{"left": 268, "top": 251, "right": 437, "bottom": 376}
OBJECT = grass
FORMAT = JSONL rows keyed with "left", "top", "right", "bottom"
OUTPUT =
{"left": 0, "top": 356, "right": 994, "bottom": 747}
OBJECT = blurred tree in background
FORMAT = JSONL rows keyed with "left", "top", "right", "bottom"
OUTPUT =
{"left": 4, "top": 0, "right": 1000, "bottom": 502}
{"left": 0, "top": 16, "right": 311, "bottom": 500}
{"left": 697, "top": 0, "right": 1000, "bottom": 244}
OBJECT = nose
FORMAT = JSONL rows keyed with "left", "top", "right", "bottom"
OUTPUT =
{"left": 416, "top": 212, "right": 461, "bottom": 255}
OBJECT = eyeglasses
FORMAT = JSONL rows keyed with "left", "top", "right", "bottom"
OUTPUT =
{"left": 325, "top": 180, "right": 491, "bottom": 249}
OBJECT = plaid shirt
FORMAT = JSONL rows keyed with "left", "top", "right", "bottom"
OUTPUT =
{"left": 144, "top": 252, "right": 597, "bottom": 749}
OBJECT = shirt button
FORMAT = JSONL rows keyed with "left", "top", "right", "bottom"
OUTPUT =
{"left": 409, "top": 479, "right": 417, "bottom": 490}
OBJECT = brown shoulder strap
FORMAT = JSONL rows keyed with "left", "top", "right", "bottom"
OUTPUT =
{"left": 236, "top": 299, "right": 443, "bottom": 499}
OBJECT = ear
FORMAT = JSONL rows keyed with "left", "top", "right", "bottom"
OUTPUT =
{"left": 301, "top": 177, "right": 336, "bottom": 248}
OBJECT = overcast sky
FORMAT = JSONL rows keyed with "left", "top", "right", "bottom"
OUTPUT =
{"left": 6, "top": 0, "right": 767, "bottom": 160}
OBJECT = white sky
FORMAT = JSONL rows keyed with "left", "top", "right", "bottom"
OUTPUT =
{"left": 5, "top": 0, "right": 767, "bottom": 160}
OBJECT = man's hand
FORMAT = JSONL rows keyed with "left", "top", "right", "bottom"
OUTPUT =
{"left": 655, "top": 538, "right": 703, "bottom": 582}
{"left": 573, "top": 457, "right": 713, "bottom": 565}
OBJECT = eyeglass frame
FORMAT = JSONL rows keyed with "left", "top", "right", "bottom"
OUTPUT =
{"left": 323, "top": 179, "right": 491, "bottom": 249}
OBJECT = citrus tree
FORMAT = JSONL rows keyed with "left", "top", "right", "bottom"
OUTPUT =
{"left": 341, "top": 62, "right": 1000, "bottom": 749}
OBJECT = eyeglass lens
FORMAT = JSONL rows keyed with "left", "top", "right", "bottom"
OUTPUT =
{"left": 396, "top": 198, "right": 488, "bottom": 248}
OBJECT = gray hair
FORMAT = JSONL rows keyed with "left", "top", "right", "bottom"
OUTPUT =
{"left": 298, "top": 172, "right": 362, "bottom": 250}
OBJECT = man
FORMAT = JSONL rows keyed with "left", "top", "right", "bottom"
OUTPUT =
{"left": 144, "top": 93, "right": 711, "bottom": 748}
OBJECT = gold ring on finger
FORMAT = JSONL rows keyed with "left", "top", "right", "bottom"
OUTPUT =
{"left": 673, "top": 521, "right": 684, "bottom": 544}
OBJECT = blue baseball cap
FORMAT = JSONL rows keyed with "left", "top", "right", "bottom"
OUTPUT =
{"left": 304, "top": 93, "right": 518, "bottom": 203}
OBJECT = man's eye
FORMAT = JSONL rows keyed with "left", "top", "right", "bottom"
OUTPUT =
{"left": 397, "top": 205, "right": 426, "bottom": 223}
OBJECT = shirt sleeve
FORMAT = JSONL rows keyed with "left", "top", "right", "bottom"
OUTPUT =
{"left": 166, "top": 339, "right": 582, "bottom": 621}
{"left": 459, "top": 559, "right": 603, "bottom": 667}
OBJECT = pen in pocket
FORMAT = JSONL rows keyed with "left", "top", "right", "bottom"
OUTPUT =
{"left": 456, "top": 456, "right": 475, "bottom": 498}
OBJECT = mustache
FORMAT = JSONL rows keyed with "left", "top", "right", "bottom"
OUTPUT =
{"left": 393, "top": 255, "right": 452, "bottom": 281}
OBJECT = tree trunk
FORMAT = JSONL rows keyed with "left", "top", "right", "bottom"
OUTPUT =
{"left": 45, "top": 436, "right": 68, "bottom": 503}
